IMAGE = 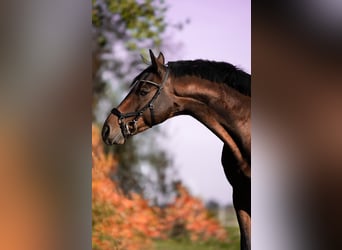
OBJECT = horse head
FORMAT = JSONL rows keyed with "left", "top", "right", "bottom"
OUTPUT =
{"left": 102, "top": 50, "right": 174, "bottom": 145}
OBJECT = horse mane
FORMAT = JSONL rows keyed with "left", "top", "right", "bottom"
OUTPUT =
{"left": 168, "top": 60, "right": 251, "bottom": 97}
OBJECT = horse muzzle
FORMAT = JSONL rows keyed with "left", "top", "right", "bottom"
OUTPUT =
{"left": 102, "top": 122, "right": 126, "bottom": 145}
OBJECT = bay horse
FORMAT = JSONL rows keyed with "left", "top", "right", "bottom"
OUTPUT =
{"left": 102, "top": 50, "right": 251, "bottom": 249}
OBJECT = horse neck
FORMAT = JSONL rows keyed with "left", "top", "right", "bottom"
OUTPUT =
{"left": 172, "top": 76, "right": 251, "bottom": 167}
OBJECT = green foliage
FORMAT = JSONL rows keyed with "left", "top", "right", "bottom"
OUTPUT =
{"left": 154, "top": 237, "right": 238, "bottom": 250}
{"left": 92, "top": 0, "right": 169, "bottom": 114}
{"left": 154, "top": 226, "right": 240, "bottom": 249}
{"left": 92, "top": 0, "right": 166, "bottom": 51}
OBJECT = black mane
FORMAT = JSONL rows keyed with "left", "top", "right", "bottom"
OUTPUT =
{"left": 168, "top": 60, "right": 251, "bottom": 96}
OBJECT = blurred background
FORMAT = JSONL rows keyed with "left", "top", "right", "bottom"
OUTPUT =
{"left": 92, "top": 0, "right": 249, "bottom": 248}
{"left": 1, "top": 0, "right": 341, "bottom": 249}
{"left": 93, "top": 0, "right": 250, "bottom": 208}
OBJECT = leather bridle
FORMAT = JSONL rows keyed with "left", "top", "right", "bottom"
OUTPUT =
{"left": 111, "top": 68, "right": 170, "bottom": 138}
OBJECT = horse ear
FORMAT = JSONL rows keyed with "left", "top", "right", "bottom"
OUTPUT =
{"left": 157, "top": 52, "right": 165, "bottom": 65}
{"left": 149, "top": 49, "right": 165, "bottom": 75}
{"left": 149, "top": 49, "right": 158, "bottom": 70}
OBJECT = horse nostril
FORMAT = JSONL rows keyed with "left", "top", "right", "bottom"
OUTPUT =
{"left": 102, "top": 124, "right": 110, "bottom": 141}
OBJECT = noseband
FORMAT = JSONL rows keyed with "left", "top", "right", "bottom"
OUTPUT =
{"left": 111, "top": 68, "right": 170, "bottom": 138}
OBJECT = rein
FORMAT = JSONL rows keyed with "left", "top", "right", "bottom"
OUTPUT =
{"left": 111, "top": 68, "right": 170, "bottom": 138}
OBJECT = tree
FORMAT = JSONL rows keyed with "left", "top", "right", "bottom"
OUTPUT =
{"left": 92, "top": 126, "right": 228, "bottom": 249}
{"left": 92, "top": 0, "right": 177, "bottom": 204}
{"left": 206, "top": 199, "right": 220, "bottom": 211}
{"left": 92, "top": 0, "right": 167, "bottom": 113}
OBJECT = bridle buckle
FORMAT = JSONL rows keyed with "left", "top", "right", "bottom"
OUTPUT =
{"left": 126, "top": 120, "right": 138, "bottom": 135}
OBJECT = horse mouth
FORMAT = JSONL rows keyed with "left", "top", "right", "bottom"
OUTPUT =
{"left": 103, "top": 135, "right": 125, "bottom": 145}
{"left": 107, "top": 132, "right": 126, "bottom": 145}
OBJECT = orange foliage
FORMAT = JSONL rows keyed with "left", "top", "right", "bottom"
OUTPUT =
{"left": 163, "top": 183, "right": 228, "bottom": 242}
{"left": 92, "top": 125, "right": 163, "bottom": 250}
{"left": 92, "top": 125, "right": 228, "bottom": 250}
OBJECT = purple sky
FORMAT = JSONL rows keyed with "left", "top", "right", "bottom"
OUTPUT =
{"left": 160, "top": 0, "right": 250, "bottom": 205}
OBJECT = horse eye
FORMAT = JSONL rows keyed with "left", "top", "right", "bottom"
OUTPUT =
{"left": 139, "top": 89, "right": 149, "bottom": 96}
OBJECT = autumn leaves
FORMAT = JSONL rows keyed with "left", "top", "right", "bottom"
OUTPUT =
{"left": 92, "top": 125, "right": 228, "bottom": 249}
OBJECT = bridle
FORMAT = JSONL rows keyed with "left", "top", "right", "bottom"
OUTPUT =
{"left": 110, "top": 68, "right": 170, "bottom": 138}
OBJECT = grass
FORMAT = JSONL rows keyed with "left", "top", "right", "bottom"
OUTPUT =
{"left": 153, "top": 226, "right": 240, "bottom": 250}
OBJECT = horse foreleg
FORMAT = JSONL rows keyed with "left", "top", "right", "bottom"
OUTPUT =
{"left": 235, "top": 207, "right": 251, "bottom": 250}
{"left": 221, "top": 144, "right": 251, "bottom": 249}
{"left": 233, "top": 184, "right": 251, "bottom": 250}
